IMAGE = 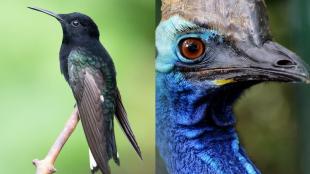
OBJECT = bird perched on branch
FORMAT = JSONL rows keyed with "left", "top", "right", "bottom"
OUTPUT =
{"left": 156, "top": 0, "right": 309, "bottom": 174}
{"left": 29, "top": 7, "right": 141, "bottom": 174}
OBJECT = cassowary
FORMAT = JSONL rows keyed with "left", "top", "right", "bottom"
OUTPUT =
{"left": 156, "top": 0, "right": 309, "bottom": 173}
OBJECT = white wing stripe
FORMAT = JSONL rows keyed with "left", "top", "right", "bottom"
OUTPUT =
{"left": 89, "top": 149, "right": 97, "bottom": 170}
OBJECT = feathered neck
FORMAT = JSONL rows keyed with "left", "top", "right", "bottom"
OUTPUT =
{"left": 156, "top": 72, "right": 260, "bottom": 174}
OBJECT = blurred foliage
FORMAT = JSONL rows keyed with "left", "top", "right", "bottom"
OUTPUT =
{"left": 0, "top": 0, "right": 154, "bottom": 174}
{"left": 235, "top": 0, "right": 306, "bottom": 174}
{"left": 291, "top": 0, "right": 310, "bottom": 173}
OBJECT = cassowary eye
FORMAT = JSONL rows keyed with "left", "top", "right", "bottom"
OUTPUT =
{"left": 179, "top": 38, "right": 205, "bottom": 60}
{"left": 71, "top": 20, "right": 80, "bottom": 27}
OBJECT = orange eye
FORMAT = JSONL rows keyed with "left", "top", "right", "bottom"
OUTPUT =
{"left": 179, "top": 38, "right": 205, "bottom": 60}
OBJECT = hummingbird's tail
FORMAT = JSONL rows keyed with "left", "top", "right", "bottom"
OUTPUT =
{"left": 110, "top": 121, "right": 120, "bottom": 165}
{"left": 115, "top": 89, "right": 142, "bottom": 159}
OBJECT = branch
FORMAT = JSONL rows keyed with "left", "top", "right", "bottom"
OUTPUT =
{"left": 33, "top": 107, "right": 79, "bottom": 174}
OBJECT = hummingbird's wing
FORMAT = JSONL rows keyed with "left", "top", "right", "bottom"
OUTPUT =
{"left": 75, "top": 70, "right": 114, "bottom": 174}
{"left": 115, "top": 89, "right": 142, "bottom": 158}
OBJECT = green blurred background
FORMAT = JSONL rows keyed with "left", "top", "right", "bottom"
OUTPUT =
{"left": 155, "top": 0, "right": 310, "bottom": 174}
{"left": 235, "top": 0, "right": 310, "bottom": 174}
{"left": 0, "top": 0, "right": 154, "bottom": 173}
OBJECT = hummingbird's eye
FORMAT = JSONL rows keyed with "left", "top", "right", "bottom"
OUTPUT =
{"left": 179, "top": 38, "right": 205, "bottom": 60}
{"left": 71, "top": 20, "right": 80, "bottom": 27}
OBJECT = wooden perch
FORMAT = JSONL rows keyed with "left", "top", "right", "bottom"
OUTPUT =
{"left": 33, "top": 107, "right": 80, "bottom": 174}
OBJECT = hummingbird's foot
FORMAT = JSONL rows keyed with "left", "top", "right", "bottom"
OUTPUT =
{"left": 33, "top": 107, "right": 80, "bottom": 174}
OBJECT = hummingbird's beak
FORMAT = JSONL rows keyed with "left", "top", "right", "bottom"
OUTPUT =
{"left": 28, "top": 7, "right": 64, "bottom": 22}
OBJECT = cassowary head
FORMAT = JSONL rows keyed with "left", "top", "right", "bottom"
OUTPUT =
{"left": 156, "top": 0, "right": 309, "bottom": 108}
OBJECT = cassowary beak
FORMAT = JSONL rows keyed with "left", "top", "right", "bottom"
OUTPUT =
{"left": 229, "top": 41, "right": 310, "bottom": 83}
{"left": 178, "top": 40, "right": 310, "bottom": 85}
{"left": 28, "top": 6, "right": 64, "bottom": 22}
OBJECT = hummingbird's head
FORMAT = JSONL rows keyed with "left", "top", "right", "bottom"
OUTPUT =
{"left": 28, "top": 7, "right": 100, "bottom": 44}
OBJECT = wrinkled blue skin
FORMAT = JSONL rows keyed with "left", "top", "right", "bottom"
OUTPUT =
{"left": 156, "top": 16, "right": 260, "bottom": 174}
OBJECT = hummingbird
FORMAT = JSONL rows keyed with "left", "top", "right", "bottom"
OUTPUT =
{"left": 28, "top": 7, "right": 142, "bottom": 174}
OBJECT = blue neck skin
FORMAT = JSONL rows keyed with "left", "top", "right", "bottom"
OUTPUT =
{"left": 156, "top": 72, "right": 260, "bottom": 174}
